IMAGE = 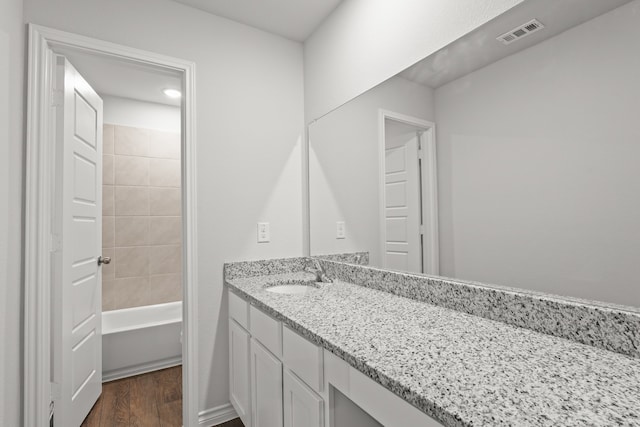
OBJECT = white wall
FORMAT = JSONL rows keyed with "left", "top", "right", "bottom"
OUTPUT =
{"left": 434, "top": 0, "right": 640, "bottom": 306}
{"left": 103, "top": 95, "right": 181, "bottom": 132}
{"left": 309, "top": 76, "right": 434, "bottom": 265}
{"left": 0, "top": 0, "right": 24, "bottom": 424}
{"left": 303, "top": 0, "right": 524, "bottom": 122}
{"left": 24, "top": 0, "right": 305, "bottom": 415}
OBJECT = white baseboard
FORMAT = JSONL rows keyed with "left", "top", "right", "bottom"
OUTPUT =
{"left": 102, "top": 356, "right": 182, "bottom": 382}
{"left": 198, "top": 403, "right": 238, "bottom": 426}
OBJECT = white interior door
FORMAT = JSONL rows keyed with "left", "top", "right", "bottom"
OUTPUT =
{"left": 52, "top": 55, "right": 104, "bottom": 427}
{"left": 384, "top": 136, "right": 422, "bottom": 272}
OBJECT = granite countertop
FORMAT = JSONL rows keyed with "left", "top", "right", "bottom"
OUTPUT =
{"left": 226, "top": 271, "right": 640, "bottom": 427}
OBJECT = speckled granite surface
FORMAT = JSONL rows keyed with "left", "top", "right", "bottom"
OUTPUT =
{"left": 312, "top": 252, "right": 369, "bottom": 265}
{"left": 317, "top": 259, "right": 640, "bottom": 359}
{"left": 223, "top": 253, "right": 368, "bottom": 280}
{"left": 225, "top": 268, "right": 640, "bottom": 427}
{"left": 225, "top": 256, "right": 640, "bottom": 359}
{"left": 224, "top": 257, "right": 310, "bottom": 280}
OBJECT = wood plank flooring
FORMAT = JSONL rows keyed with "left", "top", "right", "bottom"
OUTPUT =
{"left": 80, "top": 366, "right": 244, "bottom": 427}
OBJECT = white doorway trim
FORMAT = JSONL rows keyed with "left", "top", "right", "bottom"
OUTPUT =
{"left": 24, "top": 24, "right": 199, "bottom": 426}
{"left": 378, "top": 109, "right": 439, "bottom": 275}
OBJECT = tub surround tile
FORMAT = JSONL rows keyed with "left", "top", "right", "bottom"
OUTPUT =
{"left": 102, "top": 186, "right": 114, "bottom": 216}
{"left": 114, "top": 126, "right": 149, "bottom": 157}
{"left": 149, "top": 188, "right": 181, "bottom": 216}
{"left": 103, "top": 154, "right": 114, "bottom": 185}
{"left": 115, "top": 216, "right": 149, "bottom": 247}
{"left": 149, "top": 274, "right": 182, "bottom": 304}
{"left": 149, "top": 130, "right": 180, "bottom": 159}
{"left": 115, "top": 186, "right": 150, "bottom": 216}
{"left": 149, "top": 158, "right": 180, "bottom": 188}
{"left": 103, "top": 124, "right": 114, "bottom": 154}
{"left": 106, "top": 275, "right": 181, "bottom": 310}
{"left": 112, "top": 277, "right": 150, "bottom": 309}
{"left": 102, "top": 216, "right": 115, "bottom": 249}
{"left": 224, "top": 259, "right": 640, "bottom": 427}
{"left": 115, "top": 155, "right": 149, "bottom": 186}
{"left": 149, "top": 245, "right": 182, "bottom": 275}
{"left": 115, "top": 246, "right": 149, "bottom": 278}
{"left": 148, "top": 217, "right": 182, "bottom": 245}
{"left": 103, "top": 123, "right": 182, "bottom": 311}
{"left": 102, "top": 279, "right": 116, "bottom": 311}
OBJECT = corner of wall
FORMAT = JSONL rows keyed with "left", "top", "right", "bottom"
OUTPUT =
{"left": 0, "top": 0, "right": 25, "bottom": 425}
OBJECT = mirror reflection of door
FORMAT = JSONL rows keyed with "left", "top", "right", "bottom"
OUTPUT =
{"left": 384, "top": 120, "right": 423, "bottom": 273}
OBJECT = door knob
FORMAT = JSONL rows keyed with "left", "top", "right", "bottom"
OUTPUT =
{"left": 98, "top": 256, "right": 111, "bottom": 266}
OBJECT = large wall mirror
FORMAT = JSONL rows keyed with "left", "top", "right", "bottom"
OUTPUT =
{"left": 308, "top": 0, "right": 640, "bottom": 307}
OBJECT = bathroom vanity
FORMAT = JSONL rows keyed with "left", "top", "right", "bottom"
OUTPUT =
{"left": 225, "top": 257, "right": 640, "bottom": 427}
{"left": 226, "top": 272, "right": 442, "bottom": 427}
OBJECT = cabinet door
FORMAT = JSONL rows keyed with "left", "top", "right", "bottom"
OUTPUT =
{"left": 283, "top": 369, "right": 324, "bottom": 427}
{"left": 251, "top": 338, "right": 283, "bottom": 427}
{"left": 230, "top": 319, "right": 251, "bottom": 427}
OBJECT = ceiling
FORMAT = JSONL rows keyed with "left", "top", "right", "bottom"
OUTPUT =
{"left": 400, "top": 0, "right": 632, "bottom": 89}
{"left": 54, "top": 0, "right": 630, "bottom": 107}
{"left": 171, "top": 0, "right": 344, "bottom": 41}
{"left": 55, "top": 46, "right": 183, "bottom": 107}
{"left": 52, "top": 0, "right": 344, "bottom": 106}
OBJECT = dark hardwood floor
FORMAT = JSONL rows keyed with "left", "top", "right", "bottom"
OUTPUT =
{"left": 216, "top": 419, "right": 245, "bottom": 427}
{"left": 80, "top": 366, "right": 244, "bottom": 427}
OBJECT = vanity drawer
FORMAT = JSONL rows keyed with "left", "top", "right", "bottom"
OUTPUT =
{"left": 283, "top": 325, "right": 323, "bottom": 392}
{"left": 250, "top": 305, "right": 282, "bottom": 358}
{"left": 229, "top": 290, "right": 249, "bottom": 329}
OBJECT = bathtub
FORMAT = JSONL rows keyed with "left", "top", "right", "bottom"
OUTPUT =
{"left": 102, "top": 301, "right": 182, "bottom": 382}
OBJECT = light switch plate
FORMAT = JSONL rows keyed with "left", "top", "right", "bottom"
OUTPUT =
{"left": 257, "top": 222, "right": 270, "bottom": 243}
{"left": 336, "top": 221, "right": 346, "bottom": 239}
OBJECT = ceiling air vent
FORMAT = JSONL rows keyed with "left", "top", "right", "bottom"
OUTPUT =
{"left": 497, "top": 19, "right": 544, "bottom": 45}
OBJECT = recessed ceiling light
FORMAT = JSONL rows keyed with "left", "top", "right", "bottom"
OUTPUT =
{"left": 163, "top": 88, "right": 182, "bottom": 99}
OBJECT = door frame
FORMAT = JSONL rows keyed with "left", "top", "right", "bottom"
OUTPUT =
{"left": 24, "top": 24, "right": 199, "bottom": 426}
{"left": 378, "top": 109, "right": 439, "bottom": 275}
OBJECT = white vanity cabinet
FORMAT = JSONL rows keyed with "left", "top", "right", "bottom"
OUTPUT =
{"left": 283, "top": 368, "right": 324, "bottom": 427}
{"left": 229, "top": 319, "right": 252, "bottom": 426}
{"left": 227, "top": 288, "right": 443, "bottom": 427}
{"left": 229, "top": 293, "right": 252, "bottom": 427}
{"left": 251, "top": 339, "right": 284, "bottom": 427}
{"left": 323, "top": 350, "right": 444, "bottom": 427}
{"left": 282, "top": 326, "right": 323, "bottom": 392}
{"left": 229, "top": 290, "right": 324, "bottom": 427}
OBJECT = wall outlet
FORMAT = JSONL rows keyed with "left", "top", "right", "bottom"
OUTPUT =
{"left": 336, "top": 221, "right": 346, "bottom": 239}
{"left": 257, "top": 222, "right": 270, "bottom": 243}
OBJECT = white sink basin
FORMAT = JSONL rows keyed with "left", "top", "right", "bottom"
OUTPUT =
{"left": 264, "top": 281, "right": 319, "bottom": 295}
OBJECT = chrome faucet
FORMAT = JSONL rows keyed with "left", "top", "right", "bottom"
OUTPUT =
{"left": 306, "top": 258, "right": 333, "bottom": 283}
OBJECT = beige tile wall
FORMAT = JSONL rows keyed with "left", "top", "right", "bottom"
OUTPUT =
{"left": 102, "top": 124, "right": 182, "bottom": 311}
